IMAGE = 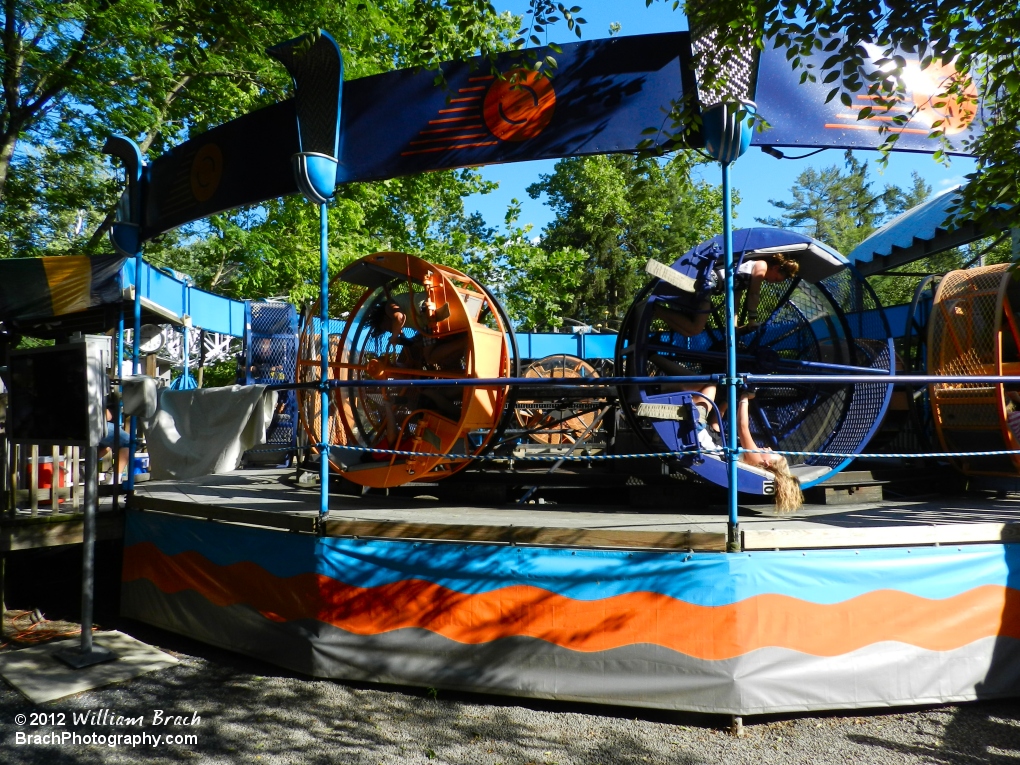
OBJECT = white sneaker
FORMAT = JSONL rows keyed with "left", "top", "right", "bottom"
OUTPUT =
{"left": 697, "top": 426, "right": 716, "bottom": 451}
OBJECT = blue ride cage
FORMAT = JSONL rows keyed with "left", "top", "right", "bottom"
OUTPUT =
{"left": 617, "top": 228, "right": 894, "bottom": 493}
{"left": 245, "top": 300, "right": 299, "bottom": 455}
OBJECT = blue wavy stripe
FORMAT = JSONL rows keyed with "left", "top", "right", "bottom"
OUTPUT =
{"left": 125, "top": 510, "right": 1020, "bottom": 606}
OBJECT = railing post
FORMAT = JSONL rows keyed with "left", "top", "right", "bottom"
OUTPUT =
{"left": 127, "top": 251, "right": 142, "bottom": 494}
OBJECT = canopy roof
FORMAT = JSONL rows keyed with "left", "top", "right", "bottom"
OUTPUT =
{"left": 848, "top": 188, "right": 1001, "bottom": 276}
{"left": 0, "top": 255, "right": 246, "bottom": 340}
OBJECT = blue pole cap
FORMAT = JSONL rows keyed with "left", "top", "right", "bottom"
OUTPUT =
{"left": 702, "top": 101, "right": 757, "bottom": 164}
{"left": 293, "top": 152, "right": 338, "bottom": 205}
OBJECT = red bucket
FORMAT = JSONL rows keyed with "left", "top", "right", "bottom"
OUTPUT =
{"left": 28, "top": 457, "right": 66, "bottom": 505}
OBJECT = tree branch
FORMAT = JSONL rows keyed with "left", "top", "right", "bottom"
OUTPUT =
{"left": 86, "top": 36, "right": 227, "bottom": 250}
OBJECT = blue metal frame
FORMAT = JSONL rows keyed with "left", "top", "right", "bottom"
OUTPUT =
{"left": 120, "top": 258, "right": 246, "bottom": 338}
{"left": 319, "top": 204, "right": 330, "bottom": 523}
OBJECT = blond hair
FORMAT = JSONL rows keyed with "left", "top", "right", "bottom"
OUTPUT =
{"left": 765, "top": 454, "right": 803, "bottom": 513}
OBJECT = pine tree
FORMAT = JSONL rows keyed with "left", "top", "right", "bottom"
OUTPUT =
{"left": 526, "top": 153, "right": 724, "bottom": 326}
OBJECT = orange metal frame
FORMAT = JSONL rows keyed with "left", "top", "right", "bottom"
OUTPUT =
{"left": 298, "top": 252, "right": 511, "bottom": 488}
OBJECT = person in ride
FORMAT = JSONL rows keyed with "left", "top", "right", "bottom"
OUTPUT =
{"left": 654, "top": 253, "right": 800, "bottom": 336}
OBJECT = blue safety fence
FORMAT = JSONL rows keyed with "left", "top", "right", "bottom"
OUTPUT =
{"left": 246, "top": 301, "right": 299, "bottom": 454}
{"left": 267, "top": 372, "right": 1020, "bottom": 467}
{"left": 246, "top": 443, "right": 1020, "bottom": 462}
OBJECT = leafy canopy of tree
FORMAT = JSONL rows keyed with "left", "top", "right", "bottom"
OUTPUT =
{"left": 520, "top": 153, "right": 725, "bottom": 328}
{"left": 158, "top": 168, "right": 499, "bottom": 315}
{"left": 0, "top": 0, "right": 519, "bottom": 259}
{"left": 464, "top": 199, "right": 587, "bottom": 332}
{"left": 757, "top": 150, "right": 930, "bottom": 257}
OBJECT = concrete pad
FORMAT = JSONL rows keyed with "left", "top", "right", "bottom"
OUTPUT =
{"left": 0, "top": 630, "right": 178, "bottom": 704}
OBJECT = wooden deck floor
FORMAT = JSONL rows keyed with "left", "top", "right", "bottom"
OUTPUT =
{"left": 131, "top": 468, "right": 1020, "bottom": 552}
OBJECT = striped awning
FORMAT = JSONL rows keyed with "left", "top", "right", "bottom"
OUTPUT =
{"left": 848, "top": 187, "right": 1001, "bottom": 276}
{"left": 0, "top": 254, "right": 126, "bottom": 325}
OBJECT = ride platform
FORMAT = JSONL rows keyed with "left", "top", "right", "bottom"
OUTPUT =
{"left": 122, "top": 468, "right": 1020, "bottom": 716}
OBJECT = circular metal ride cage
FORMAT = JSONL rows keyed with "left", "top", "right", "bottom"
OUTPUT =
{"left": 616, "top": 228, "right": 895, "bottom": 493}
{"left": 929, "top": 263, "right": 1020, "bottom": 477}
{"left": 515, "top": 354, "right": 602, "bottom": 445}
{"left": 297, "top": 252, "right": 515, "bottom": 488}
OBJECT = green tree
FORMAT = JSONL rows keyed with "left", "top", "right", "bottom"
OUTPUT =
{"left": 525, "top": 153, "right": 724, "bottom": 326}
{"left": 159, "top": 168, "right": 499, "bottom": 311}
{"left": 757, "top": 151, "right": 930, "bottom": 256}
{"left": 0, "top": 1, "right": 520, "bottom": 257}
{"left": 464, "top": 199, "right": 587, "bottom": 331}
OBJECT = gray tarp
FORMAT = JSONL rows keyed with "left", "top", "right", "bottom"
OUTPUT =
{"left": 144, "top": 385, "right": 277, "bottom": 480}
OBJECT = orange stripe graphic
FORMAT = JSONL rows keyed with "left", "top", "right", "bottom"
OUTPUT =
{"left": 420, "top": 125, "right": 484, "bottom": 134}
{"left": 123, "top": 543, "right": 1020, "bottom": 660}
{"left": 410, "top": 134, "right": 489, "bottom": 145}
{"left": 428, "top": 116, "right": 479, "bottom": 124}
{"left": 824, "top": 123, "right": 931, "bottom": 134}
{"left": 401, "top": 141, "right": 499, "bottom": 156}
{"left": 836, "top": 114, "right": 910, "bottom": 122}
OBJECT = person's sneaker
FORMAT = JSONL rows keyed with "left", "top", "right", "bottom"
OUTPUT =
{"left": 697, "top": 426, "right": 716, "bottom": 451}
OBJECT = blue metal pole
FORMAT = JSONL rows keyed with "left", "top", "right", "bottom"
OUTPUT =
{"left": 182, "top": 280, "right": 190, "bottom": 389}
{"left": 180, "top": 325, "right": 190, "bottom": 389}
{"left": 722, "top": 161, "right": 739, "bottom": 552}
{"left": 113, "top": 307, "right": 125, "bottom": 507}
{"left": 319, "top": 203, "right": 330, "bottom": 524}
{"left": 127, "top": 252, "right": 142, "bottom": 492}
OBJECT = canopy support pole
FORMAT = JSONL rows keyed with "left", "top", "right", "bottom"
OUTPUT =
{"left": 127, "top": 252, "right": 141, "bottom": 493}
{"left": 319, "top": 203, "right": 330, "bottom": 524}
{"left": 722, "top": 161, "right": 740, "bottom": 552}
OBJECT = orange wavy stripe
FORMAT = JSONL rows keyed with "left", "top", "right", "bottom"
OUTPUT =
{"left": 123, "top": 543, "right": 1020, "bottom": 660}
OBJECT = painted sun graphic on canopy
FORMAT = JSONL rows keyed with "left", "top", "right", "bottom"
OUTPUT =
{"left": 826, "top": 56, "right": 978, "bottom": 138}
{"left": 401, "top": 69, "right": 557, "bottom": 156}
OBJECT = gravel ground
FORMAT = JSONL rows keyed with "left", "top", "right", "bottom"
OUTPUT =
{"left": 2, "top": 621, "right": 1019, "bottom": 765}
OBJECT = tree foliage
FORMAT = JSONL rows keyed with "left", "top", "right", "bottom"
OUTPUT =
{"left": 155, "top": 168, "right": 498, "bottom": 313}
{"left": 757, "top": 150, "right": 930, "bottom": 256}
{"left": 523, "top": 153, "right": 724, "bottom": 327}
{"left": 0, "top": 0, "right": 519, "bottom": 259}
{"left": 464, "top": 199, "right": 587, "bottom": 331}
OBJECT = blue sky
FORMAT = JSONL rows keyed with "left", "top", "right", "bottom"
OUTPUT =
{"left": 464, "top": 1, "right": 974, "bottom": 240}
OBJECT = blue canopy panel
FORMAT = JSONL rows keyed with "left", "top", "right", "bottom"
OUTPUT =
{"left": 847, "top": 187, "right": 1008, "bottom": 277}
{"left": 137, "top": 33, "right": 696, "bottom": 241}
{"left": 752, "top": 44, "right": 984, "bottom": 156}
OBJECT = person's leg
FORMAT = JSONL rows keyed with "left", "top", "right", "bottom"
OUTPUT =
{"left": 116, "top": 446, "right": 130, "bottom": 479}
{"left": 740, "top": 260, "right": 769, "bottom": 330}
{"left": 653, "top": 300, "right": 712, "bottom": 337}
{"left": 737, "top": 393, "right": 773, "bottom": 468}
